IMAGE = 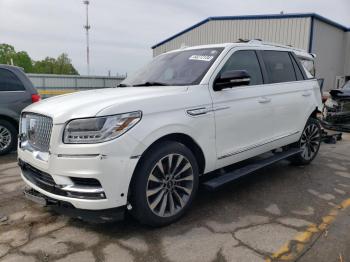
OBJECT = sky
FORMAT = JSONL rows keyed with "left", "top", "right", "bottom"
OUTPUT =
{"left": 0, "top": 0, "right": 349, "bottom": 76}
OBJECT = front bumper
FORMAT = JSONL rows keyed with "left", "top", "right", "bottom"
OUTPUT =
{"left": 18, "top": 131, "right": 143, "bottom": 210}
{"left": 19, "top": 159, "right": 106, "bottom": 200}
{"left": 24, "top": 187, "right": 125, "bottom": 222}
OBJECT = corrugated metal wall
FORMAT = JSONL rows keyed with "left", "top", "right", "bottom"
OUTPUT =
{"left": 27, "top": 74, "right": 125, "bottom": 98}
{"left": 153, "top": 17, "right": 311, "bottom": 56}
{"left": 344, "top": 32, "right": 350, "bottom": 76}
{"left": 311, "top": 20, "right": 347, "bottom": 90}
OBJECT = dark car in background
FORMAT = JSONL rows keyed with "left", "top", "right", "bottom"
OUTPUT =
{"left": 321, "top": 81, "right": 350, "bottom": 132}
{"left": 0, "top": 65, "right": 40, "bottom": 155}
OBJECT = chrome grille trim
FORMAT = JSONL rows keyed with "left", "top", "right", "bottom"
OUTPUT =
{"left": 21, "top": 113, "right": 53, "bottom": 153}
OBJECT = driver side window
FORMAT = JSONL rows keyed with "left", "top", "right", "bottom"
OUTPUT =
{"left": 220, "top": 50, "right": 263, "bottom": 86}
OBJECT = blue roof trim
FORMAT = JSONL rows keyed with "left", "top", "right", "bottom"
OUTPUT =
{"left": 152, "top": 13, "right": 350, "bottom": 49}
{"left": 151, "top": 18, "right": 211, "bottom": 49}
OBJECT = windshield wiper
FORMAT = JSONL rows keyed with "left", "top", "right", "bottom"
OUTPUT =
{"left": 133, "top": 81, "right": 169, "bottom": 87}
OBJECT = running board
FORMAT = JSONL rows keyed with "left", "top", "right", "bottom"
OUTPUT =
{"left": 202, "top": 148, "right": 302, "bottom": 191}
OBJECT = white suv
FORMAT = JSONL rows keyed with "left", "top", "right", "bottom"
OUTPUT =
{"left": 18, "top": 41, "right": 323, "bottom": 226}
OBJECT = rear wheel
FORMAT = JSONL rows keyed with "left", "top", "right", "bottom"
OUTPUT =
{"left": 0, "top": 120, "right": 17, "bottom": 155}
{"left": 130, "top": 141, "right": 199, "bottom": 227}
{"left": 290, "top": 118, "right": 321, "bottom": 165}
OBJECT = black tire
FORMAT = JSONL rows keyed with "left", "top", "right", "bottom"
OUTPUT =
{"left": 290, "top": 118, "right": 322, "bottom": 165}
{"left": 0, "top": 120, "right": 17, "bottom": 156}
{"left": 130, "top": 141, "right": 199, "bottom": 227}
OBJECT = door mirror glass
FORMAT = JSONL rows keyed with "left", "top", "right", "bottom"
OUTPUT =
{"left": 214, "top": 70, "right": 251, "bottom": 91}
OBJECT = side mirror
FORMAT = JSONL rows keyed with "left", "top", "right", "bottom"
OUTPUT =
{"left": 214, "top": 70, "right": 251, "bottom": 91}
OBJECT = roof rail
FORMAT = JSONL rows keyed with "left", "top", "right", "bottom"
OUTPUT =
{"left": 247, "top": 39, "right": 309, "bottom": 53}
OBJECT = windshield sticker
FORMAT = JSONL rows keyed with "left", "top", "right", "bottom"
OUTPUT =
{"left": 189, "top": 55, "right": 214, "bottom": 62}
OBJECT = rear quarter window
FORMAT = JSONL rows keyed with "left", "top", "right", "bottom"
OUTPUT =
{"left": 298, "top": 58, "right": 315, "bottom": 79}
{"left": 261, "top": 51, "right": 297, "bottom": 83}
{"left": 0, "top": 68, "right": 25, "bottom": 91}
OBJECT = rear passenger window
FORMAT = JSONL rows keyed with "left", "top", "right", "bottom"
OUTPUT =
{"left": 0, "top": 69, "right": 25, "bottom": 91}
{"left": 262, "top": 51, "right": 296, "bottom": 83}
{"left": 220, "top": 50, "right": 263, "bottom": 85}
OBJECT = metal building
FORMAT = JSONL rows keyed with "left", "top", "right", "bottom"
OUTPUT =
{"left": 152, "top": 13, "right": 350, "bottom": 90}
{"left": 27, "top": 74, "right": 125, "bottom": 98}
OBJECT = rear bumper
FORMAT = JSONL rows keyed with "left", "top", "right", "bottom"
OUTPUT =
{"left": 24, "top": 187, "right": 125, "bottom": 222}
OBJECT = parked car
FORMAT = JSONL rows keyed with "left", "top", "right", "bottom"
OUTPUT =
{"left": 321, "top": 80, "right": 350, "bottom": 132}
{"left": 18, "top": 41, "right": 322, "bottom": 226}
{"left": 0, "top": 65, "right": 40, "bottom": 155}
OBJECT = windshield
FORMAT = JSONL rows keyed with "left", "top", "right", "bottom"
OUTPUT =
{"left": 121, "top": 48, "right": 224, "bottom": 86}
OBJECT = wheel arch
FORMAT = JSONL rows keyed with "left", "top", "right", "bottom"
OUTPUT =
{"left": 310, "top": 106, "right": 321, "bottom": 119}
{"left": 0, "top": 115, "right": 19, "bottom": 131}
{"left": 128, "top": 133, "right": 206, "bottom": 199}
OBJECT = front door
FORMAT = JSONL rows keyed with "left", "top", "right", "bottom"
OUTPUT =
{"left": 209, "top": 48, "right": 276, "bottom": 169}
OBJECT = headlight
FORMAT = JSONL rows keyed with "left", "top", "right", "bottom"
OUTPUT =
{"left": 63, "top": 111, "right": 142, "bottom": 144}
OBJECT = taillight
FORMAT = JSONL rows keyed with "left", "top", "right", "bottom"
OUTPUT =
{"left": 31, "top": 94, "right": 41, "bottom": 103}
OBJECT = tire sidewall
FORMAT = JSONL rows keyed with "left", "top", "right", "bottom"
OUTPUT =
{"left": 131, "top": 141, "right": 199, "bottom": 227}
{"left": 297, "top": 118, "right": 322, "bottom": 164}
{"left": 0, "top": 120, "right": 17, "bottom": 155}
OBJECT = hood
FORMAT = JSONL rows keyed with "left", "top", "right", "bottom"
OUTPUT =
{"left": 23, "top": 86, "right": 188, "bottom": 124}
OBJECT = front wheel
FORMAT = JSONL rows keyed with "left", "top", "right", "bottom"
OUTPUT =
{"left": 130, "top": 141, "right": 199, "bottom": 227}
{"left": 290, "top": 118, "right": 322, "bottom": 165}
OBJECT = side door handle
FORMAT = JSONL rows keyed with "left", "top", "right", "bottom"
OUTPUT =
{"left": 258, "top": 96, "right": 271, "bottom": 104}
{"left": 187, "top": 107, "right": 210, "bottom": 116}
{"left": 302, "top": 92, "right": 311, "bottom": 97}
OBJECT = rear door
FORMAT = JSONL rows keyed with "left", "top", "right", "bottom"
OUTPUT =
{"left": 259, "top": 50, "right": 313, "bottom": 143}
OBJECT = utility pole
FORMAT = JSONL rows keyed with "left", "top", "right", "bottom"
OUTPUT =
{"left": 83, "top": 0, "right": 91, "bottom": 75}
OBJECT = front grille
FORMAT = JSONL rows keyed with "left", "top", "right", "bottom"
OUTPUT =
{"left": 21, "top": 113, "right": 53, "bottom": 152}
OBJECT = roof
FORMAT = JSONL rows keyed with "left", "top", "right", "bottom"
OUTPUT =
{"left": 152, "top": 13, "right": 350, "bottom": 49}
{"left": 162, "top": 41, "right": 313, "bottom": 60}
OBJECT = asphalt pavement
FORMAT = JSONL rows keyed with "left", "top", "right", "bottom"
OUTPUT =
{"left": 0, "top": 132, "right": 349, "bottom": 262}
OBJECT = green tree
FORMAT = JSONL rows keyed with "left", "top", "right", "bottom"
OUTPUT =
{"left": 0, "top": 44, "right": 17, "bottom": 65}
{"left": 33, "top": 54, "right": 78, "bottom": 75}
{"left": 54, "top": 53, "right": 78, "bottom": 75}
{"left": 0, "top": 43, "right": 79, "bottom": 75}
{"left": 14, "top": 51, "right": 33, "bottom": 72}
{"left": 32, "top": 57, "right": 56, "bottom": 74}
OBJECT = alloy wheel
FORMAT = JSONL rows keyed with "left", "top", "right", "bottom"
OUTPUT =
{"left": 300, "top": 123, "right": 321, "bottom": 161}
{"left": 0, "top": 125, "right": 12, "bottom": 152}
{"left": 146, "top": 153, "right": 194, "bottom": 217}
